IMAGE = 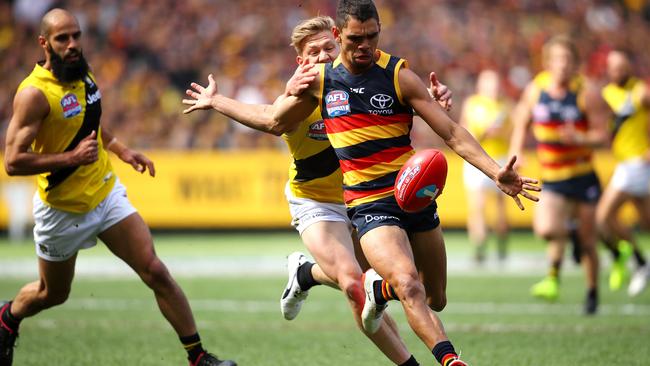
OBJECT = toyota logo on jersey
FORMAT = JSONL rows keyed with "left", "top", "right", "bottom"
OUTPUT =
{"left": 370, "top": 94, "right": 394, "bottom": 109}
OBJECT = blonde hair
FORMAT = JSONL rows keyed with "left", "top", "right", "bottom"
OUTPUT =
{"left": 542, "top": 35, "right": 579, "bottom": 63}
{"left": 290, "top": 16, "right": 335, "bottom": 54}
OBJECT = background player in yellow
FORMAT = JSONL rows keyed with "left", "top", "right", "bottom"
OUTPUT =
{"left": 0, "top": 9, "right": 235, "bottom": 366}
{"left": 184, "top": 15, "right": 453, "bottom": 366}
{"left": 597, "top": 49, "right": 650, "bottom": 296}
{"left": 509, "top": 35, "right": 610, "bottom": 314}
{"left": 271, "top": 1, "right": 539, "bottom": 365}
{"left": 459, "top": 69, "right": 512, "bottom": 263}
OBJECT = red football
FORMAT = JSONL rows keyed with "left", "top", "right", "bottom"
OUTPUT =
{"left": 394, "top": 149, "right": 448, "bottom": 213}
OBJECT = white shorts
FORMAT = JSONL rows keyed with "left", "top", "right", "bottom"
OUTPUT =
{"left": 285, "top": 184, "right": 350, "bottom": 235}
{"left": 609, "top": 159, "right": 650, "bottom": 197}
{"left": 463, "top": 159, "right": 503, "bottom": 192}
{"left": 33, "top": 179, "right": 137, "bottom": 261}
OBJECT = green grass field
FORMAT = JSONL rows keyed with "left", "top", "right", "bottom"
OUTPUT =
{"left": 0, "top": 231, "right": 649, "bottom": 365}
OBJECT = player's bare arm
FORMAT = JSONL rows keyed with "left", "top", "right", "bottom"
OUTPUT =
{"left": 4, "top": 86, "right": 98, "bottom": 176}
{"left": 101, "top": 128, "right": 155, "bottom": 176}
{"left": 182, "top": 63, "right": 318, "bottom": 136}
{"left": 271, "top": 64, "right": 322, "bottom": 131}
{"left": 399, "top": 66, "right": 540, "bottom": 209}
{"left": 508, "top": 81, "right": 537, "bottom": 161}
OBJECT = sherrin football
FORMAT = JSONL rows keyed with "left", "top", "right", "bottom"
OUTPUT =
{"left": 394, "top": 149, "right": 448, "bottom": 213}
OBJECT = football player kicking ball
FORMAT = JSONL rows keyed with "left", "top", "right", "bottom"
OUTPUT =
{"left": 184, "top": 15, "right": 452, "bottom": 366}
{"left": 270, "top": 1, "right": 540, "bottom": 365}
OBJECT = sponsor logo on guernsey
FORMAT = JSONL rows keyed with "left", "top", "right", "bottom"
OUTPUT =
{"left": 532, "top": 103, "right": 550, "bottom": 122}
{"left": 365, "top": 214, "right": 400, "bottom": 223}
{"left": 369, "top": 93, "right": 394, "bottom": 115}
{"left": 84, "top": 76, "right": 95, "bottom": 88}
{"left": 61, "top": 93, "right": 82, "bottom": 118}
{"left": 325, "top": 90, "right": 351, "bottom": 117}
{"left": 395, "top": 164, "right": 421, "bottom": 201}
{"left": 307, "top": 120, "right": 328, "bottom": 141}
{"left": 86, "top": 89, "right": 102, "bottom": 105}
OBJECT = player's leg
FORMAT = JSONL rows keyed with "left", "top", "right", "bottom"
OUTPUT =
{"left": 99, "top": 213, "right": 234, "bottom": 366}
{"left": 628, "top": 196, "right": 650, "bottom": 296}
{"left": 464, "top": 163, "right": 489, "bottom": 263}
{"left": 301, "top": 221, "right": 416, "bottom": 365}
{"left": 362, "top": 225, "right": 462, "bottom": 364}
{"left": 409, "top": 226, "right": 447, "bottom": 311}
{"left": 494, "top": 190, "right": 510, "bottom": 260}
{"left": 1, "top": 255, "right": 77, "bottom": 365}
{"left": 596, "top": 185, "right": 634, "bottom": 290}
{"left": 466, "top": 187, "right": 488, "bottom": 263}
{"left": 531, "top": 190, "right": 573, "bottom": 301}
{"left": 576, "top": 202, "right": 600, "bottom": 314}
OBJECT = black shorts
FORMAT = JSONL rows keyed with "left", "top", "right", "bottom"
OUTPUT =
{"left": 543, "top": 172, "right": 601, "bottom": 204}
{"left": 347, "top": 195, "right": 440, "bottom": 238}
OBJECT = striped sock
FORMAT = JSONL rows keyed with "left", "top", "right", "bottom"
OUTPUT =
{"left": 373, "top": 279, "right": 398, "bottom": 305}
{"left": 180, "top": 333, "right": 205, "bottom": 363}
{"left": 432, "top": 340, "right": 458, "bottom": 366}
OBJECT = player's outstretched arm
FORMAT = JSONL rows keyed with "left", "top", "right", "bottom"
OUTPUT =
{"left": 399, "top": 67, "right": 540, "bottom": 209}
{"left": 102, "top": 128, "right": 155, "bottom": 177}
{"left": 5, "top": 87, "right": 98, "bottom": 175}
{"left": 182, "top": 74, "right": 285, "bottom": 135}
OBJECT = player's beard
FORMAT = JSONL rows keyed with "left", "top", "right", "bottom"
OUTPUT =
{"left": 48, "top": 45, "right": 89, "bottom": 83}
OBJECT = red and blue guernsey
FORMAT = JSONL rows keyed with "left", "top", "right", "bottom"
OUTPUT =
{"left": 319, "top": 50, "right": 415, "bottom": 207}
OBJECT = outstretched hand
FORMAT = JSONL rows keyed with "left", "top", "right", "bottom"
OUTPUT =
{"left": 428, "top": 72, "right": 453, "bottom": 111}
{"left": 182, "top": 74, "right": 219, "bottom": 114}
{"left": 495, "top": 155, "right": 540, "bottom": 210}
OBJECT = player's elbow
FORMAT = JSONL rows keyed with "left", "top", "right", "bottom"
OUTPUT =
{"left": 266, "top": 121, "right": 288, "bottom": 136}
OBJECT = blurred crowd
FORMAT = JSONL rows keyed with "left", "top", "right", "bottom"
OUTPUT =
{"left": 1, "top": 0, "right": 649, "bottom": 151}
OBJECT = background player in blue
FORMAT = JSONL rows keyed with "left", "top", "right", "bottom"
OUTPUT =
{"left": 271, "top": 1, "right": 540, "bottom": 365}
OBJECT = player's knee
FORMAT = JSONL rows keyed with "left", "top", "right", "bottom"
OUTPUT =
{"left": 534, "top": 225, "right": 560, "bottom": 242}
{"left": 40, "top": 287, "right": 71, "bottom": 308}
{"left": 140, "top": 258, "right": 173, "bottom": 288}
{"left": 339, "top": 274, "right": 365, "bottom": 308}
{"left": 392, "top": 273, "right": 425, "bottom": 303}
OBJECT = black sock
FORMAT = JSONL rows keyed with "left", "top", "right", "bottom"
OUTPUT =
{"left": 602, "top": 238, "right": 620, "bottom": 260}
{"left": 587, "top": 287, "right": 598, "bottom": 299}
{"left": 432, "top": 340, "right": 457, "bottom": 366}
{"left": 296, "top": 262, "right": 319, "bottom": 291}
{"left": 399, "top": 355, "right": 420, "bottom": 366}
{"left": 633, "top": 249, "right": 647, "bottom": 267}
{"left": 1, "top": 301, "right": 21, "bottom": 332}
{"left": 549, "top": 260, "right": 562, "bottom": 279}
{"left": 180, "top": 333, "right": 205, "bottom": 363}
{"left": 373, "top": 280, "right": 387, "bottom": 305}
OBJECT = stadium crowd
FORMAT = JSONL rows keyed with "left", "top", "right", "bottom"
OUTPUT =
{"left": 1, "top": 0, "right": 649, "bottom": 150}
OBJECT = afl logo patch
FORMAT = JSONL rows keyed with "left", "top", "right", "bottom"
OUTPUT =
{"left": 325, "top": 90, "right": 351, "bottom": 117}
{"left": 307, "top": 120, "right": 328, "bottom": 141}
{"left": 61, "top": 93, "right": 82, "bottom": 118}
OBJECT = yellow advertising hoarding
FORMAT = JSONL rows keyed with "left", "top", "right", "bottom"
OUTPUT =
{"left": 0, "top": 150, "right": 636, "bottom": 229}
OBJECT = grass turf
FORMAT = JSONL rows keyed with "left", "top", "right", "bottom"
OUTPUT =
{"left": 0, "top": 231, "right": 649, "bottom": 365}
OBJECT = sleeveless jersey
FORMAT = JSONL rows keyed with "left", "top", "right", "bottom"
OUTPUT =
{"left": 463, "top": 94, "right": 509, "bottom": 157}
{"left": 320, "top": 50, "right": 414, "bottom": 207}
{"left": 282, "top": 106, "right": 344, "bottom": 203}
{"left": 17, "top": 64, "right": 115, "bottom": 213}
{"left": 531, "top": 71, "right": 594, "bottom": 182}
{"left": 602, "top": 77, "right": 649, "bottom": 161}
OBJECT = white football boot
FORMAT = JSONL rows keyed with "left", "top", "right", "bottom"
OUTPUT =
{"left": 280, "top": 252, "right": 311, "bottom": 320}
{"left": 361, "top": 268, "right": 388, "bottom": 334}
{"left": 628, "top": 264, "right": 650, "bottom": 297}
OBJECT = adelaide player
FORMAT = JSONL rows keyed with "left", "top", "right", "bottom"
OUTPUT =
{"left": 270, "top": 1, "right": 540, "bottom": 365}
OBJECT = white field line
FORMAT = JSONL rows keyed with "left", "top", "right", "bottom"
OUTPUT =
{"left": 57, "top": 298, "right": 650, "bottom": 317}
{"left": 0, "top": 253, "right": 575, "bottom": 278}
